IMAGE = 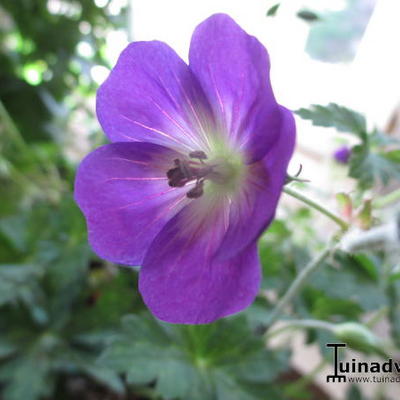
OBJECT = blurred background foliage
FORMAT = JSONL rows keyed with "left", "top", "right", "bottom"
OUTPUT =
{"left": 305, "top": 0, "right": 377, "bottom": 63}
{"left": 0, "top": 1, "right": 400, "bottom": 400}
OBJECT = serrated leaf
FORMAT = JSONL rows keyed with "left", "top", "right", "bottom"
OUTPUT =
{"left": 100, "top": 314, "right": 290, "bottom": 400}
{"left": 349, "top": 145, "right": 400, "bottom": 189}
{"left": 295, "top": 103, "right": 367, "bottom": 137}
{"left": 53, "top": 347, "right": 125, "bottom": 394}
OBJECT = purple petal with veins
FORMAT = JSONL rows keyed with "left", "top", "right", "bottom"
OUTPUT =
{"left": 74, "top": 142, "right": 190, "bottom": 265}
{"left": 74, "top": 13, "right": 296, "bottom": 324}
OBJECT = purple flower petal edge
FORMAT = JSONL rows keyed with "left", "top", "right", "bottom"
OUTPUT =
{"left": 189, "top": 13, "right": 282, "bottom": 163}
{"left": 74, "top": 142, "right": 189, "bottom": 265}
{"left": 97, "top": 41, "right": 214, "bottom": 154}
{"left": 139, "top": 198, "right": 261, "bottom": 324}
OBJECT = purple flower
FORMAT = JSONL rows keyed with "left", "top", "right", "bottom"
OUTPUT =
{"left": 334, "top": 146, "right": 351, "bottom": 164}
{"left": 74, "top": 14, "right": 295, "bottom": 324}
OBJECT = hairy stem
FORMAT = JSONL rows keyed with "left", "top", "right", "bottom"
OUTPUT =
{"left": 283, "top": 186, "right": 349, "bottom": 231}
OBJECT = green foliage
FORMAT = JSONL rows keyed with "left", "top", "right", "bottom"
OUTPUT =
{"left": 349, "top": 144, "right": 400, "bottom": 189}
{"left": 100, "top": 314, "right": 289, "bottom": 400}
{"left": 1, "top": 2, "right": 399, "bottom": 400}
{"left": 296, "top": 103, "right": 367, "bottom": 137}
{"left": 296, "top": 103, "right": 400, "bottom": 189}
{"left": 266, "top": 3, "right": 280, "bottom": 17}
{"left": 309, "top": 251, "right": 387, "bottom": 313}
{"left": 333, "top": 322, "right": 387, "bottom": 357}
{"left": 0, "top": 0, "right": 116, "bottom": 144}
{"left": 387, "top": 279, "right": 400, "bottom": 348}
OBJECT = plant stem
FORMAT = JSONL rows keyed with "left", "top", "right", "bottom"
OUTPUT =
{"left": 373, "top": 188, "right": 400, "bottom": 209}
{"left": 265, "top": 246, "right": 333, "bottom": 329}
{"left": 265, "top": 319, "right": 336, "bottom": 340}
{"left": 283, "top": 186, "right": 349, "bottom": 231}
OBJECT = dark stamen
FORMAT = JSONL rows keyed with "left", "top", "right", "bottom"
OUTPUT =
{"left": 189, "top": 150, "right": 207, "bottom": 160}
{"left": 167, "top": 167, "right": 187, "bottom": 187}
{"left": 166, "top": 152, "right": 213, "bottom": 198}
{"left": 186, "top": 181, "right": 204, "bottom": 199}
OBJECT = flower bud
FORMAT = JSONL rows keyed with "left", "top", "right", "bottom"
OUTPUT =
{"left": 333, "top": 322, "right": 381, "bottom": 355}
{"left": 333, "top": 146, "right": 351, "bottom": 164}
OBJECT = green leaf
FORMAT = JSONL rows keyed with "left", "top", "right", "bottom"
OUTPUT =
{"left": 57, "top": 349, "right": 125, "bottom": 394}
{"left": 349, "top": 145, "right": 400, "bottom": 189}
{"left": 309, "top": 252, "right": 387, "bottom": 312}
{"left": 295, "top": 103, "right": 367, "bottom": 138}
{"left": 0, "top": 264, "right": 43, "bottom": 306}
{"left": 100, "top": 314, "right": 289, "bottom": 400}
{"left": 0, "top": 349, "right": 53, "bottom": 400}
{"left": 45, "top": 243, "right": 91, "bottom": 325}
{"left": 295, "top": 104, "right": 400, "bottom": 189}
{"left": 85, "top": 365, "right": 125, "bottom": 394}
{"left": 384, "top": 149, "right": 400, "bottom": 163}
{"left": 100, "top": 316, "right": 198, "bottom": 398}
{"left": 214, "top": 370, "right": 257, "bottom": 400}
{"left": 266, "top": 3, "right": 280, "bottom": 17}
{"left": 0, "top": 215, "right": 29, "bottom": 252}
{"left": 297, "top": 10, "right": 321, "bottom": 22}
{"left": 312, "top": 295, "right": 362, "bottom": 320}
{"left": 69, "top": 270, "right": 143, "bottom": 332}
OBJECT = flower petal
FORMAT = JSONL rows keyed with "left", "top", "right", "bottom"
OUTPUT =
{"left": 189, "top": 14, "right": 281, "bottom": 162}
{"left": 139, "top": 196, "right": 261, "bottom": 324}
{"left": 97, "top": 41, "right": 214, "bottom": 153}
{"left": 215, "top": 106, "right": 296, "bottom": 261}
{"left": 74, "top": 142, "right": 190, "bottom": 265}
